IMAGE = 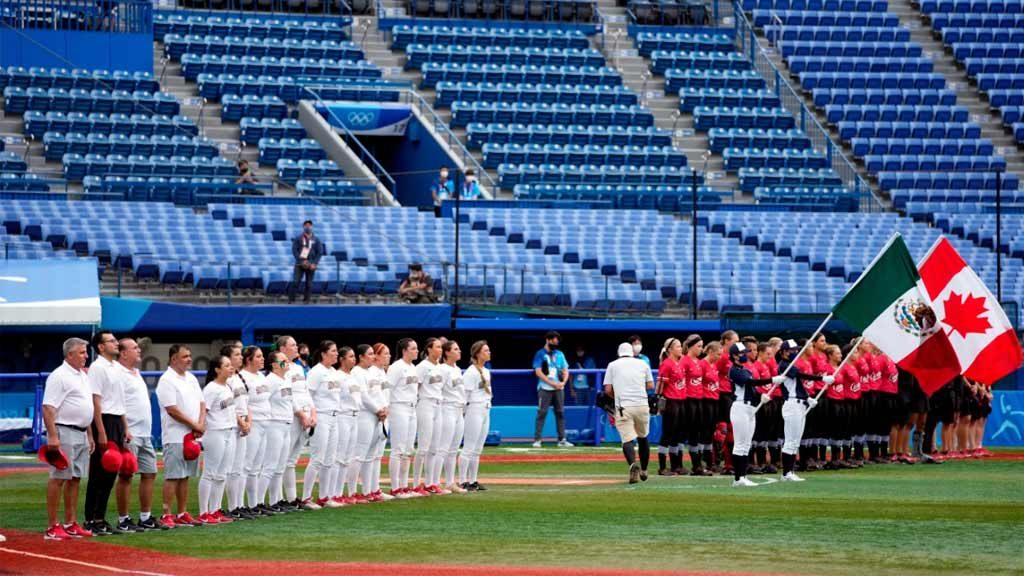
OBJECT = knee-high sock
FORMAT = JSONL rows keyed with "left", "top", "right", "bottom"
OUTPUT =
{"left": 622, "top": 441, "right": 636, "bottom": 466}
{"left": 198, "top": 477, "right": 213, "bottom": 515}
{"left": 246, "top": 475, "right": 260, "bottom": 508}
{"left": 302, "top": 460, "right": 322, "bottom": 501}
{"left": 270, "top": 472, "right": 283, "bottom": 504}
{"left": 371, "top": 458, "right": 383, "bottom": 493}
{"left": 390, "top": 455, "right": 402, "bottom": 492}
{"left": 413, "top": 452, "right": 426, "bottom": 487}
{"left": 345, "top": 462, "right": 360, "bottom": 496}
{"left": 360, "top": 460, "right": 374, "bottom": 494}
{"left": 213, "top": 479, "right": 227, "bottom": 513}
{"left": 703, "top": 449, "right": 714, "bottom": 470}
{"left": 637, "top": 437, "right": 650, "bottom": 470}
{"left": 733, "top": 455, "right": 748, "bottom": 481}
{"left": 782, "top": 452, "right": 795, "bottom": 475}
{"left": 444, "top": 454, "right": 458, "bottom": 486}
{"left": 769, "top": 446, "right": 781, "bottom": 465}
{"left": 458, "top": 453, "right": 471, "bottom": 484}
{"left": 689, "top": 451, "right": 702, "bottom": 471}
{"left": 284, "top": 466, "right": 297, "bottom": 502}
{"left": 670, "top": 450, "right": 684, "bottom": 472}
{"left": 400, "top": 456, "right": 412, "bottom": 490}
{"left": 469, "top": 456, "right": 481, "bottom": 483}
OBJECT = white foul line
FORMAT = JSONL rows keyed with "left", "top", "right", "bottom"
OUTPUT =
{"left": 0, "top": 547, "right": 176, "bottom": 576}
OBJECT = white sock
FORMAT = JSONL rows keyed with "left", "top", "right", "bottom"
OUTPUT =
{"left": 302, "top": 462, "right": 319, "bottom": 501}
{"left": 213, "top": 479, "right": 227, "bottom": 513}
{"left": 284, "top": 466, "right": 297, "bottom": 501}
{"left": 139, "top": 511, "right": 151, "bottom": 522}
{"left": 246, "top": 475, "right": 259, "bottom": 508}
{"left": 400, "top": 457, "right": 411, "bottom": 489}
{"left": 413, "top": 453, "right": 425, "bottom": 487}
{"left": 198, "top": 478, "right": 213, "bottom": 515}
{"left": 372, "top": 458, "right": 383, "bottom": 493}
{"left": 459, "top": 454, "right": 470, "bottom": 484}
{"left": 389, "top": 455, "right": 401, "bottom": 492}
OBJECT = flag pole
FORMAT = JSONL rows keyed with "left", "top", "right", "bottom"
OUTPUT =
{"left": 754, "top": 312, "right": 833, "bottom": 413}
{"left": 805, "top": 336, "right": 864, "bottom": 415}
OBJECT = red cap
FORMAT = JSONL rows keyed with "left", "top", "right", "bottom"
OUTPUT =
{"left": 119, "top": 448, "right": 138, "bottom": 477}
{"left": 101, "top": 441, "right": 124, "bottom": 473}
{"left": 183, "top": 432, "right": 201, "bottom": 461}
{"left": 38, "top": 445, "right": 69, "bottom": 470}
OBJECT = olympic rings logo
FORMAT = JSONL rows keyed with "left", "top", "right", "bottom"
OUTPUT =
{"left": 346, "top": 111, "right": 375, "bottom": 127}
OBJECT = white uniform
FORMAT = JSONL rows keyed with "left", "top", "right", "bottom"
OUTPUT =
{"left": 285, "top": 363, "right": 313, "bottom": 502}
{"left": 415, "top": 359, "right": 445, "bottom": 488}
{"left": 199, "top": 381, "right": 237, "bottom": 516}
{"left": 437, "top": 363, "right": 466, "bottom": 487}
{"left": 302, "top": 363, "right": 341, "bottom": 501}
{"left": 242, "top": 369, "right": 271, "bottom": 507}
{"left": 459, "top": 365, "right": 492, "bottom": 485}
{"left": 263, "top": 371, "right": 292, "bottom": 505}
{"left": 387, "top": 359, "right": 419, "bottom": 492}
{"left": 332, "top": 368, "right": 362, "bottom": 499}
{"left": 352, "top": 365, "right": 385, "bottom": 496}
{"left": 364, "top": 365, "right": 390, "bottom": 495}
{"left": 226, "top": 374, "right": 250, "bottom": 511}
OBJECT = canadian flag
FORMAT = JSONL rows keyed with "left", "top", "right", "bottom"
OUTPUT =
{"left": 918, "top": 237, "right": 1023, "bottom": 384}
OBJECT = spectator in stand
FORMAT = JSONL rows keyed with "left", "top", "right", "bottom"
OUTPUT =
{"left": 236, "top": 160, "right": 260, "bottom": 194}
{"left": 42, "top": 338, "right": 96, "bottom": 541}
{"left": 570, "top": 344, "right": 597, "bottom": 406}
{"left": 460, "top": 169, "right": 482, "bottom": 200}
{"left": 531, "top": 331, "right": 573, "bottom": 448}
{"left": 398, "top": 264, "right": 436, "bottom": 304}
{"left": 430, "top": 165, "right": 454, "bottom": 216}
{"left": 289, "top": 220, "right": 324, "bottom": 304}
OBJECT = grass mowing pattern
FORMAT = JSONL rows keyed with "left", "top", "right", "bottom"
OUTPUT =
{"left": 1, "top": 448, "right": 1022, "bottom": 575}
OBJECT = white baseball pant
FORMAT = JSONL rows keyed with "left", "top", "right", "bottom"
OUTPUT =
{"left": 460, "top": 402, "right": 490, "bottom": 484}
{"left": 227, "top": 432, "right": 248, "bottom": 510}
{"left": 302, "top": 411, "right": 339, "bottom": 501}
{"left": 414, "top": 399, "right": 443, "bottom": 487}
{"left": 261, "top": 420, "right": 290, "bottom": 505}
{"left": 333, "top": 411, "right": 359, "bottom": 498}
{"left": 730, "top": 401, "right": 757, "bottom": 457}
{"left": 284, "top": 416, "right": 309, "bottom": 502}
{"left": 355, "top": 411, "right": 381, "bottom": 495}
{"left": 244, "top": 420, "right": 269, "bottom": 507}
{"left": 199, "top": 428, "right": 235, "bottom": 515}
{"left": 437, "top": 403, "right": 465, "bottom": 487}
{"left": 782, "top": 399, "right": 807, "bottom": 455}
{"left": 388, "top": 403, "right": 417, "bottom": 492}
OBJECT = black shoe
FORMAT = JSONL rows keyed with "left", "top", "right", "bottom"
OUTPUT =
{"left": 241, "top": 507, "right": 260, "bottom": 520}
{"left": 257, "top": 504, "right": 280, "bottom": 516}
{"left": 290, "top": 498, "right": 306, "bottom": 510}
{"left": 463, "top": 482, "right": 478, "bottom": 492}
{"left": 116, "top": 517, "right": 142, "bottom": 533}
{"left": 138, "top": 516, "right": 168, "bottom": 531}
{"left": 85, "top": 521, "right": 106, "bottom": 536}
{"left": 657, "top": 468, "right": 676, "bottom": 476}
{"left": 229, "top": 508, "right": 244, "bottom": 520}
{"left": 90, "top": 520, "right": 116, "bottom": 536}
{"left": 639, "top": 469, "right": 648, "bottom": 482}
{"left": 629, "top": 463, "right": 640, "bottom": 484}
{"left": 472, "top": 482, "right": 486, "bottom": 491}
{"left": 276, "top": 500, "right": 298, "bottom": 512}
{"left": 762, "top": 464, "right": 778, "bottom": 474}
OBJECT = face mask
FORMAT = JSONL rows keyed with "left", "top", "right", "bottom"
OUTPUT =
{"left": 576, "top": 350, "right": 584, "bottom": 357}
{"left": 303, "top": 227, "right": 312, "bottom": 235}
{"left": 440, "top": 171, "right": 448, "bottom": 180}
{"left": 738, "top": 354, "right": 749, "bottom": 364}
{"left": 548, "top": 342, "right": 559, "bottom": 351}
{"left": 632, "top": 344, "right": 642, "bottom": 355}
{"left": 466, "top": 176, "right": 475, "bottom": 183}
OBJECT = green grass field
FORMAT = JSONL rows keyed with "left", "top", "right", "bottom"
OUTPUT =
{"left": 2, "top": 448, "right": 1023, "bottom": 575}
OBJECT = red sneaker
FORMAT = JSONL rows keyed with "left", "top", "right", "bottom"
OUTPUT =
{"left": 176, "top": 512, "right": 202, "bottom": 527}
{"left": 413, "top": 485, "right": 430, "bottom": 497}
{"left": 889, "top": 454, "right": 901, "bottom": 463}
{"left": 426, "top": 485, "right": 443, "bottom": 495}
{"left": 63, "top": 522, "right": 93, "bottom": 539}
{"left": 212, "top": 510, "right": 233, "bottom": 524}
{"left": 198, "top": 513, "right": 215, "bottom": 525}
{"left": 159, "top": 514, "right": 177, "bottom": 528}
{"left": 366, "top": 492, "right": 383, "bottom": 503}
{"left": 979, "top": 448, "right": 993, "bottom": 457}
{"left": 316, "top": 497, "right": 329, "bottom": 507}
{"left": 44, "top": 523, "right": 71, "bottom": 540}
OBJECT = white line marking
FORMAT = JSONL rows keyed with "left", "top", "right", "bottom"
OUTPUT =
{"left": 0, "top": 547, "right": 175, "bottom": 576}
{"left": 752, "top": 478, "right": 778, "bottom": 486}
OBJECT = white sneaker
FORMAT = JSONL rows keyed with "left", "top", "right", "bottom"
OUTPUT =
{"left": 781, "top": 472, "right": 805, "bottom": 482}
{"left": 531, "top": 441, "right": 542, "bottom": 448}
{"left": 732, "top": 477, "right": 757, "bottom": 487}
{"left": 379, "top": 492, "right": 396, "bottom": 501}
{"left": 301, "top": 498, "right": 322, "bottom": 510}
{"left": 323, "top": 498, "right": 345, "bottom": 508}
{"left": 557, "top": 440, "right": 574, "bottom": 448}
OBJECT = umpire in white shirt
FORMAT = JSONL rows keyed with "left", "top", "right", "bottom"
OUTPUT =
{"left": 604, "top": 343, "right": 655, "bottom": 484}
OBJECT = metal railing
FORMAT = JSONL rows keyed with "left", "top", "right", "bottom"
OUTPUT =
{"left": 1, "top": 0, "right": 153, "bottom": 32}
{"left": 732, "top": 2, "right": 883, "bottom": 213}
{"left": 160, "top": 0, "right": 353, "bottom": 18}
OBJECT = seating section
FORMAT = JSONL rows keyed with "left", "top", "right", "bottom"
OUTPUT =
{"left": 921, "top": 2, "right": 1024, "bottom": 144}
{"left": 153, "top": 12, "right": 348, "bottom": 41}
{"left": 197, "top": 73, "right": 402, "bottom": 103}
{"left": 404, "top": 0, "right": 598, "bottom": 23}
{"left": 626, "top": 0, "right": 710, "bottom": 26}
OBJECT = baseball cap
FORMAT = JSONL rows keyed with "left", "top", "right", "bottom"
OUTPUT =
{"left": 183, "top": 432, "right": 202, "bottom": 461}
{"left": 617, "top": 342, "right": 634, "bottom": 357}
{"left": 729, "top": 342, "right": 747, "bottom": 356}
{"left": 119, "top": 448, "right": 138, "bottom": 477}
{"left": 38, "top": 445, "right": 69, "bottom": 470}
{"left": 781, "top": 339, "right": 799, "bottom": 352}
{"left": 101, "top": 442, "right": 124, "bottom": 473}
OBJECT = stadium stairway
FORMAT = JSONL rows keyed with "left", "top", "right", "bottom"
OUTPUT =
{"left": 596, "top": 0, "right": 737, "bottom": 193}
{"left": 896, "top": 0, "right": 1024, "bottom": 176}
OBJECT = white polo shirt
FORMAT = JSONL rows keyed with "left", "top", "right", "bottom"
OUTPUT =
{"left": 416, "top": 359, "right": 445, "bottom": 402}
{"left": 352, "top": 365, "right": 382, "bottom": 414}
{"left": 203, "top": 381, "right": 237, "bottom": 431}
{"left": 266, "top": 372, "right": 294, "bottom": 423}
{"left": 43, "top": 361, "right": 94, "bottom": 428}
{"left": 117, "top": 361, "right": 152, "bottom": 438}
{"left": 441, "top": 363, "right": 466, "bottom": 405}
{"left": 242, "top": 369, "right": 272, "bottom": 421}
{"left": 287, "top": 363, "right": 313, "bottom": 414}
{"left": 338, "top": 368, "right": 362, "bottom": 413}
{"left": 387, "top": 360, "right": 419, "bottom": 405}
{"left": 463, "top": 365, "right": 492, "bottom": 405}
{"left": 89, "top": 355, "right": 126, "bottom": 416}
{"left": 228, "top": 374, "right": 249, "bottom": 417}
{"left": 156, "top": 367, "right": 203, "bottom": 444}
{"left": 604, "top": 356, "right": 653, "bottom": 408}
{"left": 307, "top": 363, "right": 341, "bottom": 413}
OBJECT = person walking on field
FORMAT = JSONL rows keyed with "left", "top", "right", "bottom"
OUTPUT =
{"left": 604, "top": 343, "right": 655, "bottom": 484}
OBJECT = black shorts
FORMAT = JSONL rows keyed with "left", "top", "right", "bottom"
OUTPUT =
{"left": 908, "top": 382, "right": 929, "bottom": 414}
{"left": 659, "top": 398, "right": 686, "bottom": 446}
{"left": 717, "top": 394, "right": 734, "bottom": 424}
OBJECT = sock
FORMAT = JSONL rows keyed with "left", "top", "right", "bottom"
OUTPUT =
{"left": 756, "top": 446, "right": 767, "bottom": 466}
{"left": 831, "top": 444, "right": 842, "bottom": 462}
{"left": 401, "top": 457, "right": 412, "bottom": 489}
{"left": 458, "top": 454, "right": 470, "bottom": 485}
{"left": 782, "top": 452, "right": 795, "bottom": 475}
{"left": 198, "top": 478, "right": 212, "bottom": 515}
{"left": 637, "top": 437, "right": 650, "bottom": 471}
{"left": 622, "top": 442, "right": 636, "bottom": 466}
{"left": 670, "top": 450, "right": 683, "bottom": 471}
{"left": 469, "top": 456, "right": 481, "bottom": 483}
{"left": 119, "top": 514, "right": 130, "bottom": 523}
{"left": 689, "top": 451, "right": 702, "bottom": 471}
{"left": 769, "top": 446, "right": 781, "bottom": 466}
{"left": 213, "top": 479, "right": 227, "bottom": 513}
{"left": 880, "top": 437, "right": 890, "bottom": 458}
{"left": 818, "top": 444, "right": 827, "bottom": 461}
{"left": 732, "top": 455, "right": 747, "bottom": 481}
{"left": 703, "top": 449, "right": 714, "bottom": 470}
{"left": 799, "top": 446, "right": 808, "bottom": 463}
{"left": 843, "top": 443, "right": 852, "bottom": 461}
{"left": 246, "top": 475, "right": 259, "bottom": 508}
{"left": 658, "top": 452, "right": 668, "bottom": 471}
{"left": 284, "top": 466, "right": 297, "bottom": 501}
{"left": 868, "top": 442, "right": 878, "bottom": 460}
{"left": 139, "top": 511, "right": 151, "bottom": 522}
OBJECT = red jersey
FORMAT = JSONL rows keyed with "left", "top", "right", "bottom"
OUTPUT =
{"left": 809, "top": 352, "right": 830, "bottom": 392}
{"left": 751, "top": 360, "right": 772, "bottom": 394}
{"left": 658, "top": 357, "right": 687, "bottom": 400}
{"left": 868, "top": 354, "right": 884, "bottom": 392}
{"left": 823, "top": 363, "right": 844, "bottom": 401}
{"left": 879, "top": 355, "right": 898, "bottom": 394}
{"left": 681, "top": 355, "right": 704, "bottom": 400}
{"left": 794, "top": 357, "right": 816, "bottom": 395}
{"left": 716, "top": 355, "right": 733, "bottom": 393}
{"left": 766, "top": 357, "right": 779, "bottom": 377}
{"left": 852, "top": 357, "right": 870, "bottom": 399}
{"left": 700, "top": 358, "right": 720, "bottom": 400}
{"left": 839, "top": 362, "right": 861, "bottom": 400}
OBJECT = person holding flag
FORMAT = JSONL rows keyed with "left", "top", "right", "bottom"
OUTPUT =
{"left": 728, "top": 343, "right": 785, "bottom": 487}
{"left": 776, "top": 340, "right": 832, "bottom": 481}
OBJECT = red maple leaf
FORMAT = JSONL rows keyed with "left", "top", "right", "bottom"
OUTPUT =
{"left": 942, "top": 291, "right": 992, "bottom": 338}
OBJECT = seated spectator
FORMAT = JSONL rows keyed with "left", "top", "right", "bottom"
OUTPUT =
{"left": 398, "top": 264, "right": 437, "bottom": 304}
{"left": 236, "top": 160, "right": 261, "bottom": 195}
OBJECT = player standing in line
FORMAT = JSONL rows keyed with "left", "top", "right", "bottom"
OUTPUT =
{"left": 460, "top": 340, "right": 492, "bottom": 491}
{"left": 369, "top": 343, "right": 393, "bottom": 500}
{"left": 157, "top": 344, "right": 205, "bottom": 528}
{"left": 805, "top": 334, "right": 831, "bottom": 467}
{"left": 864, "top": 342, "right": 889, "bottom": 464}
{"left": 221, "top": 344, "right": 251, "bottom": 518}
{"left": 876, "top": 349, "right": 899, "bottom": 463}
{"left": 301, "top": 341, "right": 341, "bottom": 510}
{"left": 728, "top": 343, "right": 784, "bottom": 487}
{"left": 437, "top": 340, "right": 467, "bottom": 493}
{"left": 415, "top": 338, "right": 446, "bottom": 495}
{"left": 388, "top": 338, "right": 421, "bottom": 498}
{"left": 115, "top": 338, "right": 168, "bottom": 531}
{"left": 331, "top": 346, "right": 363, "bottom": 505}
{"left": 680, "top": 335, "right": 709, "bottom": 476}
{"left": 279, "top": 335, "right": 316, "bottom": 509}
{"left": 656, "top": 338, "right": 686, "bottom": 476}
{"left": 820, "top": 344, "right": 847, "bottom": 469}
{"left": 263, "top": 350, "right": 296, "bottom": 511}
{"left": 699, "top": 341, "right": 723, "bottom": 473}
{"left": 239, "top": 346, "right": 274, "bottom": 515}
{"left": 974, "top": 382, "right": 993, "bottom": 457}
{"left": 777, "top": 340, "right": 831, "bottom": 481}
{"left": 715, "top": 331, "right": 739, "bottom": 475}
{"left": 83, "top": 331, "right": 124, "bottom": 537}
{"left": 198, "top": 355, "right": 237, "bottom": 525}
{"left": 844, "top": 342, "right": 866, "bottom": 466}
{"left": 352, "top": 345, "right": 387, "bottom": 502}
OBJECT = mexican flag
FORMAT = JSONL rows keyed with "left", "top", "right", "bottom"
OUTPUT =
{"left": 831, "top": 234, "right": 960, "bottom": 395}
{"left": 918, "top": 236, "right": 1023, "bottom": 384}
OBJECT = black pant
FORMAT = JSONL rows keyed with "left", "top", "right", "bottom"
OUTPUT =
{"left": 85, "top": 413, "right": 125, "bottom": 522}
{"left": 659, "top": 398, "right": 685, "bottom": 446}
{"left": 535, "top": 388, "right": 566, "bottom": 441}
{"left": 289, "top": 264, "right": 315, "bottom": 303}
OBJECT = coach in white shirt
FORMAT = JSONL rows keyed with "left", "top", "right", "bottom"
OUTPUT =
{"left": 84, "top": 331, "right": 126, "bottom": 536}
{"left": 114, "top": 338, "right": 166, "bottom": 532}
{"left": 156, "top": 344, "right": 206, "bottom": 527}
{"left": 603, "top": 342, "right": 655, "bottom": 484}
{"left": 42, "top": 338, "right": 96, "bottom": 540}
